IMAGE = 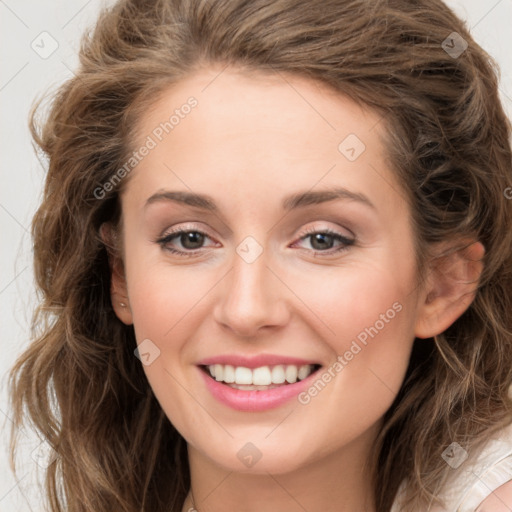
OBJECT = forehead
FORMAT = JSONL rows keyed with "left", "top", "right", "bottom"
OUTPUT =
{"left": 124, "top": 66, "right": 407, "bottom": 220}
{"left": 135, "top": 66, "right": 382, "bottom": 158}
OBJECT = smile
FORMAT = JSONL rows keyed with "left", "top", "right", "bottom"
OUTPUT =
{"left": 197, "top": 363, "right": 323, "bottom": 412}
{"left": 201, "top": 363, "right": 321, "bottom": 388}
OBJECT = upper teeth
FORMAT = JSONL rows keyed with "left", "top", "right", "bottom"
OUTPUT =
{"left": 207, "top": 364, "right": 315, "bottom": 385}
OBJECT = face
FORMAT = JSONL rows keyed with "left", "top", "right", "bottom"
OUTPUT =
{"left": 113, "top": 66, "right": 426, "bottom": 475}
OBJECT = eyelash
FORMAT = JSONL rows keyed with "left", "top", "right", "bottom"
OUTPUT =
{"left": 155, "top": 225, "right": 355, "bottom": 258}
{"left": 296, "top": 226, "right": 355, "bottom": 256}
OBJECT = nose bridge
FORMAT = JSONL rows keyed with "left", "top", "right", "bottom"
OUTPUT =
{"left": 213, "top": 236, "right": 288, "bottom": 335}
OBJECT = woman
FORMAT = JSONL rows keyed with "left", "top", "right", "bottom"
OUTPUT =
{"left": 8, "top": 0, "right": 512, "bottom": 510}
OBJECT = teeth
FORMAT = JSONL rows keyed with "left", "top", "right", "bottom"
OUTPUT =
{"left": 214, "top": 364, "right": 224, "bottom": 382}
{"left": 271, "top": 365, "right": 286, "bottom": 384}
{"left": 253, "top": 366, "right": 271, "bottom": 385}
{"left": 223, "top": 364, "right": 235, "bottom": 383}
{"left": 235, "top": 366, "right": 253, "bottom": 384}
{"left": 285, "top": 365, "right": 297, "bottom": 383}
{"left": 297, "top": 365, "right": 311, "bottom": 380}
{"left": 207, "top": 364, "right": 316, "bottom": 386}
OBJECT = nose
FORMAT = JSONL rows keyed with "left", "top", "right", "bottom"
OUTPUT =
{"left": 213, "top": 245, "right": 290, "bottom": 338}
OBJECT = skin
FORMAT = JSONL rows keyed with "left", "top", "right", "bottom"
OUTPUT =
{"left": 106, "top": 65, "right": 485, "bottom": 512}
{"left": 476, "top": 480, "right": 512, "bottom": 511}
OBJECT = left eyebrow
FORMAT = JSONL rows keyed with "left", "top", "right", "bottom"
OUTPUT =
{"left": 144, "top": 186, "right": 376, "bottom": 212}
{"left": 282, "top": 187, "right": 376, "bottom": 211}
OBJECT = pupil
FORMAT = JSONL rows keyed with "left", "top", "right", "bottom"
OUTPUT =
{"left": 311, "top": 233, "right": 332, "bottom": 250}
{"left": 182, "top": 232, "right": 204, "bottom": 249}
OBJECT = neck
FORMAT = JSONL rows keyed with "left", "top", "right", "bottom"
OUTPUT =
{"left": 180, "top": 422, "right": 380, "bottom": 512}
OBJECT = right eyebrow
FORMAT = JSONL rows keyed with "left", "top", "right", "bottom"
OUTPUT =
{"left": 144, "top": 186, "right": 376, "bottom": 213}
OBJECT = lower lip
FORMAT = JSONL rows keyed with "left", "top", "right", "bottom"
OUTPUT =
{"left": 197, "top": 366, "right": 320, "bottom": 412}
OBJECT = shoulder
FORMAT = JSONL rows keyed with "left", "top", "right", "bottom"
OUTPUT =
{"left": 454, "top": 421, "right": 512, "bottom": 512}
{"left": 391, "top": 421, "right": 512, "bottom": 512}
{"left": 475, "top": 478, "right": 512, "bottom": 512}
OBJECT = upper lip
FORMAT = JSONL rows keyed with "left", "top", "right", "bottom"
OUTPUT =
{"left": 197, "top": 354, "right": 321, "bottom": 369}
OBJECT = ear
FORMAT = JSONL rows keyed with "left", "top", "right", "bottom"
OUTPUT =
{"left": 414, "top": 240, "right": 485, "bottom": 339}
{"left": 99, "top": 222, "right": 133, "bottom": 326}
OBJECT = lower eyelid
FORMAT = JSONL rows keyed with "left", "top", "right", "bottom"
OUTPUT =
{"left": 293, "top": 235, "right": 355, "bottom": 255}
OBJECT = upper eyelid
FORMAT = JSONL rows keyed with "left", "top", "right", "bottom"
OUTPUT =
{"left": 299, "top": 225, "right": 355, "bottom": 239}
{"left": 158, "top": 224, "right": 354, "bottom": 247}
{"left": 159, "top": 223, "right": 351, "bottom": 236}
{"left": 161, "top": 226, "right": 215, "bottom": 241}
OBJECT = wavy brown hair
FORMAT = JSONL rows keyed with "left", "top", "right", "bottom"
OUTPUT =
{"left": 8, "top": 0, "right": 512, "bottom": 511}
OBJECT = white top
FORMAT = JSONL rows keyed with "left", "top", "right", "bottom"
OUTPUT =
{"left": 390, "top": 420, "right": 512, "bottom": 511}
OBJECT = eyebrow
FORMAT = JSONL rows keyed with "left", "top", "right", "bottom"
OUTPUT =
{"left": 144, "top": 187, "right": 376, "bottom": 212}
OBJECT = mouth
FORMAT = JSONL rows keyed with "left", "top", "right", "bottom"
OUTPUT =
{"left": 198, "top": 363, "right": 323, "bottom": 391}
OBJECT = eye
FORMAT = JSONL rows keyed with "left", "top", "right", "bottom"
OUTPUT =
{"left": 155, "top": 225, "right": 355, "bottom": 258}
{"left": 155, "top": 227, "right": 217, "bottom": 257}
{"left": 292, "top": 227, "right": 355, "bottom": 256}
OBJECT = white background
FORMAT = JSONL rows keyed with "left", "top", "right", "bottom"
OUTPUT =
{"left": 1, "top": 0, "right": 511, "bottom": 510}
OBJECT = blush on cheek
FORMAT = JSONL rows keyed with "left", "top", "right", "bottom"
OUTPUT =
{"left": 328, "top": 291, "right": 409, "bottom": 383}
{"left": 128, "top": 267, "right": 202, "bottom": 332}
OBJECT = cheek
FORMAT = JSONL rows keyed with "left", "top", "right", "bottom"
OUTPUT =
{"left": 126, "top": 249, "right": 213, "bottom": 343}
{"left": 291, "top": 258, "right": 417, "bottom": 410}
{"left": 124, "top": 263, "right": 213, "bottom": 430}
{"left": 290, "top": 256, "right": 414, "bottom": 348}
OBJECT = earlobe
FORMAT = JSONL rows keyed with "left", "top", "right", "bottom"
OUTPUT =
{"left": 110, "top": 275, "right": 134, "bottom": 325}
{"left": 111, "top": 291, "right": 134, "bottom": 325}
{"left": 414, "top": 240, "right": 485, "bottom": 339}
{"left": 99, "top": 222, "right": 134, "bottom": 326}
